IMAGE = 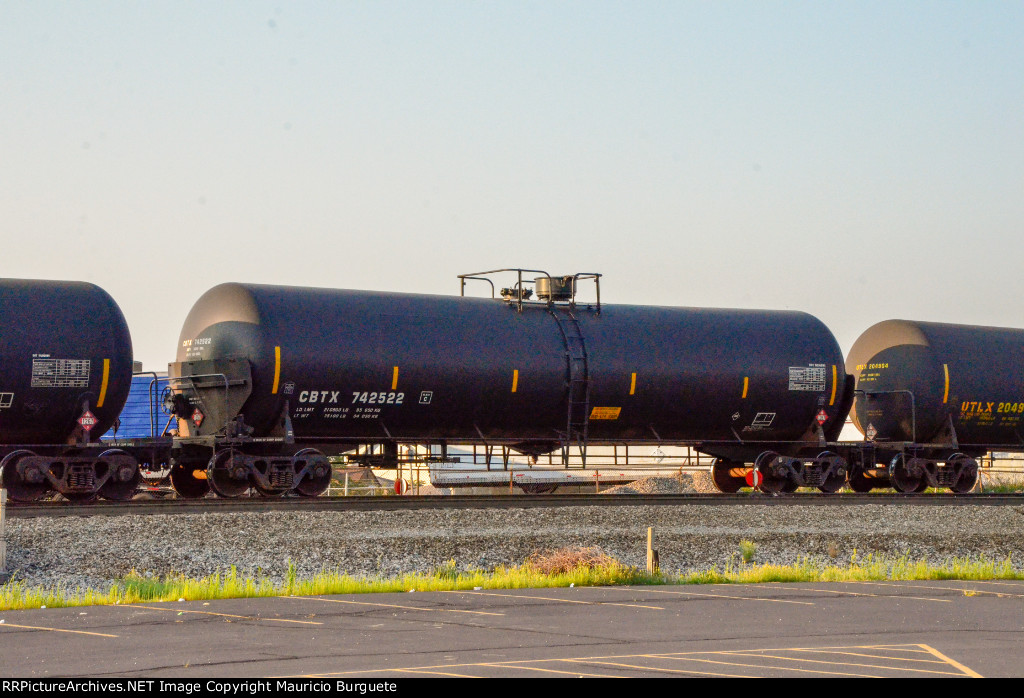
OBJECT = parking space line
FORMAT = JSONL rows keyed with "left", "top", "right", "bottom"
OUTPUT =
{"left": 963, "top": 580, "right": 1024, "bottom": 589}
{"left": 712, "top": 650, "right": 965, "bottom": 676}
{"left": 485, "top": 663, "right": 625, "bottom": 678}
{"left": 868, "top": 645, "right": 932, "bottom": 653}
{"left": 788, "top": 648, "right": 949, "bottom": 664}
{"left": 442, "top": 590, "right": 664, "bottom": 610}
{"left": 920, "top": 644, "right": 984, "bottom": 678}
{"left": 744, "top": 583, "right": 951, "bottom": 604}
{"left": 393, "top": 668, "right": 478, "bottom": 678}
{"left": 284, "top": 596, "right": 505, "bottom": 616}
{"left": 306, "top": 643, "right": 973, "bottom": 678}
{"left": 652, "top": 654, "right": 881, "bottom": 677}
{"left": 847, "top": 581, "right": 1024, "bottom": 598}
{"left": 620, "top": 586, "right": 813, "bottom": 606}
{"left": 0, "top": 622, "right": 117, "bottom": 638}
{"left": 579, "top": 659, "right": 747, "bottom": 677}
{"left": 120, "top": 604, "right": 322, "bottom": 625}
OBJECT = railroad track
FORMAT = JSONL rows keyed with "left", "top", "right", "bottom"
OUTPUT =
{"left": 7, "top": 492, "right": 1024, "bottom": 518}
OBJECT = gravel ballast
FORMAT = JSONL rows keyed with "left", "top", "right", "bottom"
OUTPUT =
{"left": 5, "top": 502, "right": 1024, "bottom": 590}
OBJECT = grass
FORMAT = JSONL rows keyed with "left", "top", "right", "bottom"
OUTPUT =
{"left": 738, "top": 539, "right": 757, "bottom": 564}
{"left": 2, "top": 547, "right": 1022, "bottom": 612}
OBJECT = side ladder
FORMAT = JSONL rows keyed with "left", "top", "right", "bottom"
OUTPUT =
{"left": 550, "top": 309, "right": 590, "bottom": 467}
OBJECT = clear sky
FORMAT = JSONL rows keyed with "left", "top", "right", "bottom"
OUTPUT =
{"left": 3, "top": 1, "right": 1022, "bottom": 371}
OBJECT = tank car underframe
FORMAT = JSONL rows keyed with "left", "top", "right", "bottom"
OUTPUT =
{"left": 707, "top": 440, "right": 993, "bottom": 494}
{"left": 840, "top": 442, "right": 985, "bottom": 494}
{"left": 708, "top": 449, "right": 848, "bottom": 494}
{"left": 310, "top": 434, "right": 855, "bottom": 495}
{"left": 168, "top": 437, "right": 333, "bottom": 499}
{"left": 0, "top": 444, "right": 147, "bottom": 502}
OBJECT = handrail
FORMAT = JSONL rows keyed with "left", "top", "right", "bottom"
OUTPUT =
{"left": 457, "top": 268, "right": 603, "bottom": 313}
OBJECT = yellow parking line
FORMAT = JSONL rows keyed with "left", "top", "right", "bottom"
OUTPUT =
{"left": 848, "top": 581, "right": 1024, "bottom": 598}
{"left": 788, "top": 648, "right": 949, "bottom": 665}
{"left": 653, "top": 654, "right": 882, "bottom": 677}
{"left": 868, "top": 645, "right": 933, "bottom": 653}
{"left": 394, "top": 668, "right": 478, "bottom": 678}
{"left": 745, "top": 583, "right": 951, "bottom": 604}
{"left": 580, "top": 659, "right": 747, "bottom": 678}
{"left": 486, "top": 663, "right": 624, "bottom": 678}
{"left": 0, "top": 622, "right": 117, "bottom": 638}
{"left": 121, "top": 604, "right": 322, "bottom": 625}
{"left": 714, "top": 650, "right": 965, "bottom": 676}
{"left": 622, "top": 586, "right": 813, "bottom": 606}
{"left": 966, "top": 580, "right": 1024, "bottom": 589}
{"left": 311, "top": 644, "right": 955, "bottom": 678}
{"left": 285, "top": 596, "right": 504, "bottom": 616}
{"left": 443, "top": 590, "right": 664, "bottom": 610}
{"left": 919, "top": 644, "right": 983, "bottom": 678}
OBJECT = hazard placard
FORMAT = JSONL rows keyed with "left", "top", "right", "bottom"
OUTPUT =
{"left": 192, "top": 409, "right": 205, "bottom": 427}
{"left": 77, "top": 410, "right": 98, "bottom": 432}
{"left": 815, "top": 409, "right": 829, "bottom": 425}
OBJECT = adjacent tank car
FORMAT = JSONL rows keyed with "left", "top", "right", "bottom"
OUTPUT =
{"left": 0, "top": 278, "right": 138, "bottom": 501}
{"left": 845, "top": 320, "right": 1024, "bottom": 493}
{"left": 165, "top": 270, "right": 854, "bottom": 497}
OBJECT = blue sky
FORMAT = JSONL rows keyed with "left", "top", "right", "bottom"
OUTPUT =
{"left": 3, "top": 2, "right": 1022, "bottom": 370}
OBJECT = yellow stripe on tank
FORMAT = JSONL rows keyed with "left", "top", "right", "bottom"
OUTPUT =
{"left": 630, "top": 372, "right": 637, "bottom": 395}
{"left": 96, "top": 359, "right": 110, "bottom": 407}
{"left": 392, "top": 366, "right": 399, "bottom": 390}
{"left": 829, "top": 365, "right": 837, "bottom": 406}
{"left": 512, "top": 369, "right": 519, "bottom": 393}
{"left": 272, "top": 346, "right": 281, "bottom": 394}
{"left": 943, "top": 364, "right": 950, "bottom": 404}
{"left": 742, "top": 376, "right": 748, "bottom": 399}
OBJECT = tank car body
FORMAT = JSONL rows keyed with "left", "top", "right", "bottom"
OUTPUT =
{"left": 0, "top": 278, "right": 138, "bottom": 501}
{"left": 845, "top": 319, "right": 1024, "bottom": 492}
{"left": 167, "top": 272, "right": 854, "bottom": 497}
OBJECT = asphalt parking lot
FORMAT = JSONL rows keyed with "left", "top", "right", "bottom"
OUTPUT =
{"left": 2, "top": 580, "right": 1020, "bottom": 677}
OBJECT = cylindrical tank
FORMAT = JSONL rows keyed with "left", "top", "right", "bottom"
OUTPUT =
{"left": 0, "top": 279, "right": 133, "bottom": 443}
{"left": 174, "top": 283, "right": 849, "bottom": 453}
{"left": 847, "top": 320, "right": 1024, "bottom": 447}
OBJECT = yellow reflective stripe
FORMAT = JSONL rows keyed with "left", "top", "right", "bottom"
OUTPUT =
{"left": 272, "top": 346, "right": 281, "bottom": 394}
{"left": 96, "top": 359, "right": 110, "bottom": 407}
{"left": 630, "top": 372, "right": 637, "bottom": 395}
{"left": 830, "top": 365, "right": 838, "bottom": 406}
{"left": 943, "top": 364, "right": 950, "bottom": 404}
{"left": 742, "top": 376, "right": 748, "bottom": 399}
{"left": 512, "top": 369, "right": 519, "bottom": 393}
{"left": 392, "top": 366, "right": 399, "bottom": 390}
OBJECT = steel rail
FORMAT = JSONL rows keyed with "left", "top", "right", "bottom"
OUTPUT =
{"left": 7, "top": 492, "right": 1024, "bottom": 519}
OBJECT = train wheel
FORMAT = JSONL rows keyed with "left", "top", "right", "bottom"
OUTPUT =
{"left": 98, "top": 449, "right": 141, "bottom": 501}
{"left": 847, "top": 470, "right": 874, "bottom": 493}
{"left": 947, "top": 454, "right": 979, "bottom": 493}
{"left": 207, "top": 450, "right": 250, "bottom": 498}
{"left": 0, "top": 450, "right": 49, "bottom": 502}
{"left": 890, "top": 454, "right": 924, "bottom": 494}
{"left": 711, "top": 460, "right": 744, "bottom": 493}
{"left": 293, "top": 448, "right": 333, "bottom": 498}
{"left": 815, "top": 451, "right": 847, "bottom": 494}
{"left": 781, "top": 479, "right": 799, "bottom": 493}
{"left": 170, "top": 460, "right": 211, "bottom": 498}
{"left": 754, "top": 451, "right": 788, "bottom": 494}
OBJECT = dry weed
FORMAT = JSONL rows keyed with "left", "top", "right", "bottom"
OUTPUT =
{"left": 525, "top": 547, "right": 620, "bottom": 575}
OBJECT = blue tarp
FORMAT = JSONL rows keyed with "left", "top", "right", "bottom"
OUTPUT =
{"left": 101, "top": 374, "right": 174, "bottom": 439}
